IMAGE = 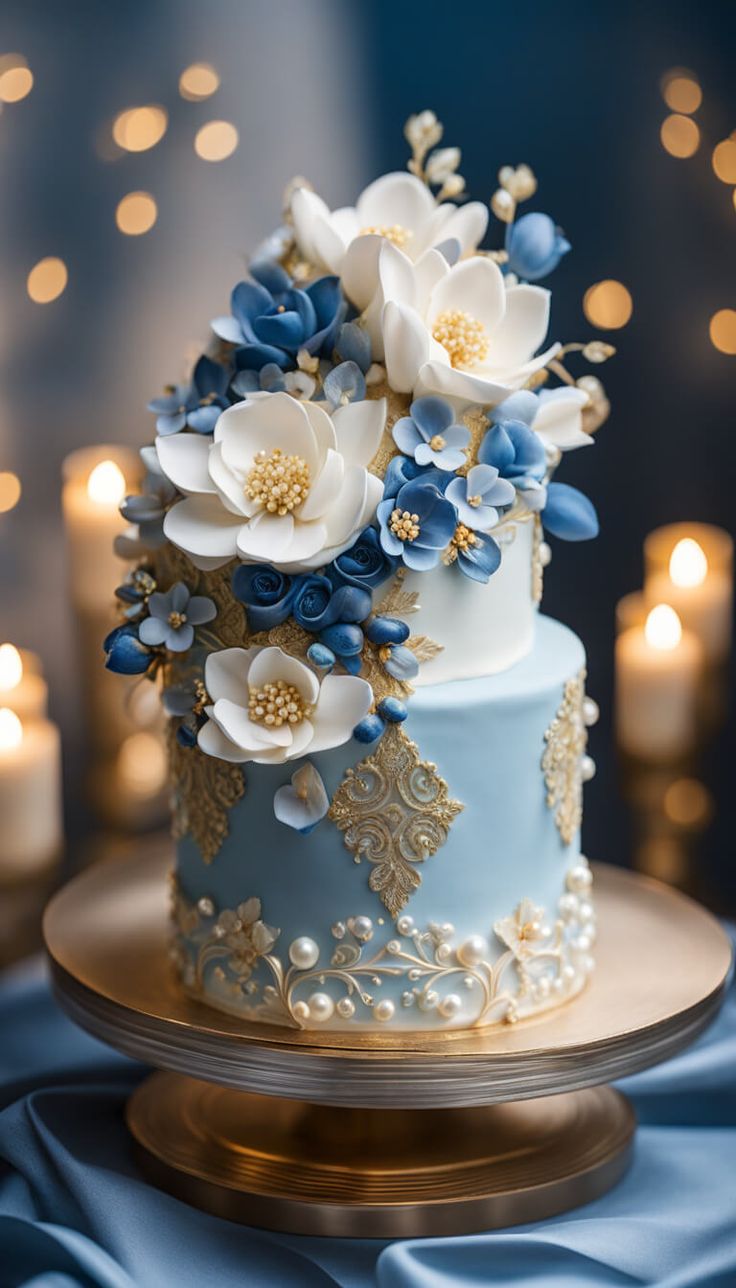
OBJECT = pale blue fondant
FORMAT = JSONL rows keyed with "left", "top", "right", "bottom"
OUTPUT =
{"left": 175, "top": 616, "right": 588, "bottom": 1027}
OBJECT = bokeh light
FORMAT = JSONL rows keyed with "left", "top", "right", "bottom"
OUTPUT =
{"left": 0, "top": 644, "right": 23, "bottom": 691}
{"left": 0, "top": 472, "right": 21, "bottom": 513}
{"left": 712, "top": 139, "right": 736, "bottom": 184}
{"left": 0, "top": 54, "right": 33, "bottom": 103}
{"left": 87, "top": 460, "right": 126, "bottom": 505}
{"left": 179, "top": 63, "right": 220, "bottom": 101}
{"left": 116, "top": 191, "right": 158, "bottom": 236}
{"left": 112, "top": 105, "right": 168, "bottom": 153}
{"left": 583, "top": 280, "right": 633, "bottom": 330}
{"left": 27, "top": 257, "right": 68, "bottom": 304}
{"left": 194, "top": 120, "right": 239, "bottom": 161}
{"left": 660, "top": 114, "right": 700, "bottom": 158}
{"left": 117, "top": 731, "right": 168, "bottom": 796}
{"left": 661, "top": 71, "right": 702, "bottom": 114}
{"left": 663, "top": 778, "right": 713, "bottom": 828}
{"left": 644, "top": 604, "right": 682, "bottom": 651}
{"left": 0, "top": 707, "right": 23, "bottom": 751}
{"left": 709, "top": 309, "right": 736, "bottom": 355}
{"left": 669, "top": 538, "right": 708, "bottom": 588}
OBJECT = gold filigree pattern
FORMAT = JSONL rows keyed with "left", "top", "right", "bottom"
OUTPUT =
{"left": 168, "top": 728, "right": 245, "bottom": 864}
{"left": 461, "top": 407, "right": 490, "bottom": 472}
{"left": 250, "top": 618, "right": 312, "bottom": 659}
{"left": 531, "top": 514, "right": 544, "bottom": 605}
{"left": 542, "top": 669, "right": 587, "bottom": 845}
{"left": 366, "top": 381, "right": 410, "bottom": 477}
{"left": 328, "top": 722, "right": 464, "bottom": 916}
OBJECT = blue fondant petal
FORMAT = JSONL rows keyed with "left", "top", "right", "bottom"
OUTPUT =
{"left": 542, "top": 483, "right": 599, "bottom": 541}
{"left": 410, "top": 396, "right": 454, "bottom": 437}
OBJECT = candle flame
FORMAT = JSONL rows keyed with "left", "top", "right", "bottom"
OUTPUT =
{"left": 669, "top": 537, "right": 708, "bottom": 588}
{"left": 0, "top": 706, "right": 23, "bottom": 750}
{"left": 0, "top": 644, "right": 22, "bottom": 691}
{"left": 645, "top": 604, "right": 682, "bottom": 651}
{"left": 87, "top": 459, "right": 126, "bottom": 506}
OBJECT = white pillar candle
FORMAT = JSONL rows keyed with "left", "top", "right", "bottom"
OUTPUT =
{"left": 0, "top": 644, "right": 48, "bottom": 723}
{"left": 644, "top": 523, "right": 732, "bottom": 664}
{"left": 615, "top": 605, "right": 703, "bottom": 760}
{"left": 0, "top": 708, "right": 62, "bottom": 879}
{"left": 62, "top": 446, "right": 141, "bottom": 611}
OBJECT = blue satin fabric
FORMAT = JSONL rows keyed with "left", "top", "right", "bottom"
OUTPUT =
{"left": 1, "top": 938, "right": 734, "bottom": 1288}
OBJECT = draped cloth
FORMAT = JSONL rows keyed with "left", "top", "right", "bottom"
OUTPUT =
{"left": 1, "top": 941, "right": 734, "bottom": 1288}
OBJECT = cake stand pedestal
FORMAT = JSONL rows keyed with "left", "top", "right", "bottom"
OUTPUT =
{"left": 44, "top": 852, "right": 731, "bottom": 1237}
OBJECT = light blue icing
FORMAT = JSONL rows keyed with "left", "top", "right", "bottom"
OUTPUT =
{"left": 175, "top": 616, "right": 590, "bottom": 1029}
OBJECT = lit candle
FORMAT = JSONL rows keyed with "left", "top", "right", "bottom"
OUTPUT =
{"left": 615, "top": 604, "right": 703, "bottom": 759}
{"left": 62, "top": 446, "right": 140, "bottom": 610}
{"left": 0, "top": 643, "right": 48, "bottom": 722}
{"left": 0, "top": 707, "right": 63, "bottom": 879}
{"left": 645, "top": 523, "right": 732, "bottom": 664}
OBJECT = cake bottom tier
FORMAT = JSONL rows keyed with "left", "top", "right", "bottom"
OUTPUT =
{"left": 172, "top": 616, "right": 596, "bottom": 1031}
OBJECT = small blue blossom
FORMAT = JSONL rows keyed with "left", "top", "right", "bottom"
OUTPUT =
{"left": 505, "top": 213, "right": 571, "bottom": 282}
{"left": 450, "top": 529, "right": 502, "bottom": 583}
{"left": 542, "top": 482, "right": 599, "bottom": 541}
{"left": 377, "top": 478, "right": 457, "bottom": 572}
{"left": 212, "top": 263, "right": 346, "bottom": 372}
{"left": 445, "top": 464, "right": 515, "bottom": 531}
{"left": 103, "top": 624, "right": 154, "bottom": 675}
{"left": 148, "top": 355, "right": 230, "bottom": 436}
{"left": 328, "top": 526, "right": 398, "bottom": 593}
{"left": 138, "top": 582, "right": 216, "bottom": 653}
{"left": 117, "top": 449, "right": 176, "bottom": 556}
{"left": 231, "top": 362, "right": 316, "bottom": 401}
{"left": 392, "top": 397, "right": 470, "bottom": 471}
{"left": 232, "top": 564, "right": 298, "bottom": 631}
{"left": 114, "top": 568, "right": 157, "bottom": 621}
{"left": 479, "top": 419, "right": 547, "bottom": 509}
{"left": 273, "top": 762, "right": 329, "bottom": 835}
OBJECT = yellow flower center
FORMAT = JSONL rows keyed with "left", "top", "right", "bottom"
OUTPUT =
{"left": 467, "top": 494, "right": 482, "bottom": 508}
{"left": 168, "top": 611, "right": 187, "bottom": 629}
{"left": 360, "top": 223, "right": 413, "bottom": 249}
{"left": 248, "top": 679, "right": 312, "bottom": 728}
{"left": 451, "top": 523, "right": 478, "bottom": 553}
{"left": 389, "top": 508, "right": 421, "bottom": 542}
{"left": 432, "top": 309, "right": 489, "bottom": 369}
{"left": 244, "top": 448, "right": 311, "bottom": 517}
{"left": 429, "top": 434, "right": 446, "bottom": 451}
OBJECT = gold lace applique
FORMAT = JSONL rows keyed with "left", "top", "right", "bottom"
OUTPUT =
{"left": 531, "top": 513, "right": 544, "bottom": 605}
{"left": 328, "top": 722, "right": 464, "bottom": 916}
{"left": 168, "top": 729, "right": 245, "bottom": 864}
{"left": 366, "top": 382, "right": 411, "bottom": 477}
{"left": 542, "top": 669, "right": 587, "bottom": 844}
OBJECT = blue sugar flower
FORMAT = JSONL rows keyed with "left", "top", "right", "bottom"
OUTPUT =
{"left": 382, "top": 644, "right": 419, "bottom": 681}
{"left": 273, "top": 762, "right": 329, "bottom": 835}
{"left": 444, "top": 464, "right": 515, "bottom": 531}
{"left": 323, "top": 361, "right": 366, "bottom": 408}
{"left": 542, "top": 482, "right": 599, "bottom": 541}
{"left": 114, "top": 568, "right": 157, "bottom": 621}
{"left": 148, "top": 355, "right": 230, "bottom": 436}
{"left": 505, "top": 213, "right": 571, "bottom": 282}
{"left": 138, "top": 582, "right": 216, "bottom": 653}
{"left": 231, "top": 564, "right": 298, "bottom": 631}
{"left": 213, "top": 263, "right": 346, "bottom": 372}
{"left": 328, "top": 526, "right": 398, "bottom": 592}
{"left": 451, "top": 529, "right": 502, "bottom": 583}
{"left": 118, "top": 450, "right": 177, "bottom": 554}
{"left": 103, "top": 624, "right": 154, "bottom": 675}
{"left": 162, "top": 679, "right": 206, "bottom": 748}
{"left": 479, "top": 419, "right": 547, "bottom": 508}
{"left": 377, "top": 478, "right": 458, "bottom": 572}
{"left": 392, "top": 397, "right": 470, "bottom": 471}
{"left": 292, "top": 576, "right": 371, "bottom": 633}
{"left": 335, "top": 321, "right": 372, "bottom": 373}
{"left": 231, "top": 362, "right": 316, "bottom": 401}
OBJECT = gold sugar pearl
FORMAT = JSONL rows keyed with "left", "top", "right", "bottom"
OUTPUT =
{"left": 359, "top": 223, "right": 413, "bottom": 249}
{"left": 432, "top": 309, "right": 489, "bottom": 369}
{"left": 389, "top": 508, "right": 421, "bottom": 542}
{"left": 248, "top": 679, "right": 311, "bottom": 728}
{"left": 168, "top": 610, "right": 187, "bottom": 629}
{"left": 244, "top": 448, "right": 311, "bottom": 517}
{"left": 450, "top": 523, "right": 478, "bottom": 554}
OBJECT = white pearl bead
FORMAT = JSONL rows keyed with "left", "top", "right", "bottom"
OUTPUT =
{"left": 558, "top": 892, "right": 579, "bottom": 919}
{"left": 373, "top": 999, "right": 395, "bottom": 1022}
{"left": 457, "top": 934, "right": 489, "bottom": 968}
{"left": 308, "top": 992, "right": 335, "bottom": 1023}
{"left": 401, "top": 990, "right": 415, "bottom": 1007}
{"left": 583, "top": 696, "right": 600, "bottom": 727}
{"left": 419, "top": 990, "right": 439, "bottom": 1012}
{"left": 567, "top": 864, "right": 593, "bottom": 893}
{"left": 336, "top": 997, "right": 355, "bottom": 1019}
{"left": 562, "top": 963, "right": 576, "bottom": 983}
{"left": 578, "top": 900, "right": 594, "bottom": 923}
{"left": 536, "top": 976, "right": 551, "bottom": 998}
{"left": 436, "top": 942, "right": 452, "bottom": 963}
{"left": 396, "top": 915, "right": 414, "bottom": 936}
{"left": 289, "top": 936, "right": 319, "bottom": 970}
{"left": 292, "top": 1000, "right": 310, "bottom": 1022}
{"left": 581, "top": 755, "right": 596, "bottom": 782}
{"left": 350, "top": 915, "right": 373, "bottom": 942}
{"left": 539, "top": 541, "right": 552, "bottom": 567}
{"left": 574, "top": 933, "right": 593, "bottom": 953}
{"left": 438, "top": 993, "right": 462, "bottom": 1019}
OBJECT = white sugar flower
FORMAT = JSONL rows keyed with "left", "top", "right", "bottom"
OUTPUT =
{"left": 378, "top": 242, "right": 559, "bottom": 405}
{"left": 493, "top": 387, "right": 592, "bottom": 452}
{"left": 157, "top": 392, "right": 385, "bottom": 572}
{"left": 291, "top": 171, "right": 488, "bottom": 312}
{"left": 198, "top": 646, "right": 372, "bottom": 765}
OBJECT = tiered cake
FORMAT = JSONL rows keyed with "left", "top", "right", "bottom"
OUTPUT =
{"left": 106, "top": 112, "right": 611, "bottom": 1031}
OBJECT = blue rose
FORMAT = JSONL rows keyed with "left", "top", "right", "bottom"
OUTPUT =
{"left": 328, "top": 527, "right": 398, "bottom": 592}
{"left": 505, "top": 213, "right": 571, "bottom": 282}
{"left": 231, "top": 564, "right": 297, "bottom": 631}
{"left": 294, "top": 576, "right": 372, "bottom": 632}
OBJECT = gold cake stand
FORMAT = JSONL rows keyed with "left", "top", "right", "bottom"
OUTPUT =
{"left": 44, "top": 851, "right": 732, "bottom": 1237}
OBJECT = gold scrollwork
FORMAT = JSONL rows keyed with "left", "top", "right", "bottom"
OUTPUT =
{"left": 542, "top": 669, "right": 587, "bottom": 845}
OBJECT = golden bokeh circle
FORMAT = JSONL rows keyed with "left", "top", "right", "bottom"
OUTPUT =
{"left": 194, "top": 120, "right": 239, "bottom": 162}
{"left": 27, "top": 257, "right": 68, "bottom": 304}
{"left": 660, "top": 114, "right": 700, "bottom": 159}
{"left": 116, "top": 191, "right": 158, "bottom": 236}
{"left": 112, "top": 106, "right": 168, "bottom": 153}
{"left": 712, "top": 139, "right": 736, "bottom": 184}
{"left": 662, "top": 75, "right": 702, "bottom": 115}
{"left": 583, "top": 280, "right": 633, "bottom": 330}
{"left": 0, "top": 472, "right": 22, "bottom": 514}
{"left": 179, "top": 63, "right": 220, "bottom": 101}
{"left": 663, "top": 778, "right": 712, "bottom": 828}
{"left": 0, "top": 58, "right": 33, "bottom": 103}
{"left": 709, "top": 309, "right": 736, "bottom": 355}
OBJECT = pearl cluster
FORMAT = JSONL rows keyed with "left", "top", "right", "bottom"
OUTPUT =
{"left": 389, "top": 507, "right": 421, "bottom": 542}
{"left": 244, "top": 447, "right": 311, "bottom": 516}
{"left": 248, "top": 679, "right": 310, "bottom": 728}
{"left": 359, "top": 222, "right": 413, "bottom": 249}
{"left": 432, "top": 308, "right": 489, "bottom": 369}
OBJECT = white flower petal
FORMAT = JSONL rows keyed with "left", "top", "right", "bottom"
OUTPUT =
{"left": 535, "top": 387, "right": 592, "bottom": 450}
{"left": 378, "top": 241, "right": 418, "bottom": 309}
{"left": 415, "top": 360, "right": 514, "bottom": 407}
{"left": 331, "top": 398, "right": 386, "bottom": 468}
{"left": 301, "top": 399, "right": 338, "bottom": 458}
{"left": 322, "top": 465, "right": 368, "bottom": 546}
{"left": 208, "top": 441, "right": 255, "bottom": 516}
{"left": 205, "top": 647, "right": 258, "bottom": 705}
{"left": 291, "top": 187, "right": 343, "bottom": 269}
{"left": 163, "top": 495, "right": 242, "bottom": 562}
{"left": 341, "top": 234, "right": 384, "bottom": 312}
{"left": 440, "top": 202, "right": 489, "bottom": 256}
{"left": 428, "top": 257, "right": 506, "bottom": 335}
{"left": 356, "top": 171, "right": 436, "bottom": 232}
{"left": 298, "top": 449, "right": 344, "bottom": 521}
{"left": 413, "top": 248, "right": 450, "bottom": 312}
{"left": 156, "top": 433, "right": 215, "bottom": 496}
{"left": 283, "top": 717, "right": 315, "bottom": 761}
{"left": 308, "top": 674, "right": 372, "bottom": 754}
{"left": 198, "top": 718, "right": 250, "bottom": 763}
{"left": 382, "top": 300, "right": 429, "bottom": 393}
{"left": 247, "top": 646, "right": 320, "bottom": 707}
{"left": 216, "top": 394, "right": 320, "bottom": 475}
{"left": 236, "top": 511, "right": 295, "bottom": 562}
{"left": 213, "top": 697, "right": 294, "bottom": 750}
{"left": 489, "top": 284, "right": 550, "bottom": 369}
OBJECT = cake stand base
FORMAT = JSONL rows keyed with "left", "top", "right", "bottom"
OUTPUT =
{"left": 127, "top": 1074, "right": 634, "bottom": 1236}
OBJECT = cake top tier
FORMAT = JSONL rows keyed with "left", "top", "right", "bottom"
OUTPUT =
{"left": 106, "top": 111, "right": 611, "bottom": 746}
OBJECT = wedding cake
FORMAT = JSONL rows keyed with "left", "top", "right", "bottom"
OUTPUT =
{"left": 105, "top": 112, "right": 611, "bottom": 1031}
